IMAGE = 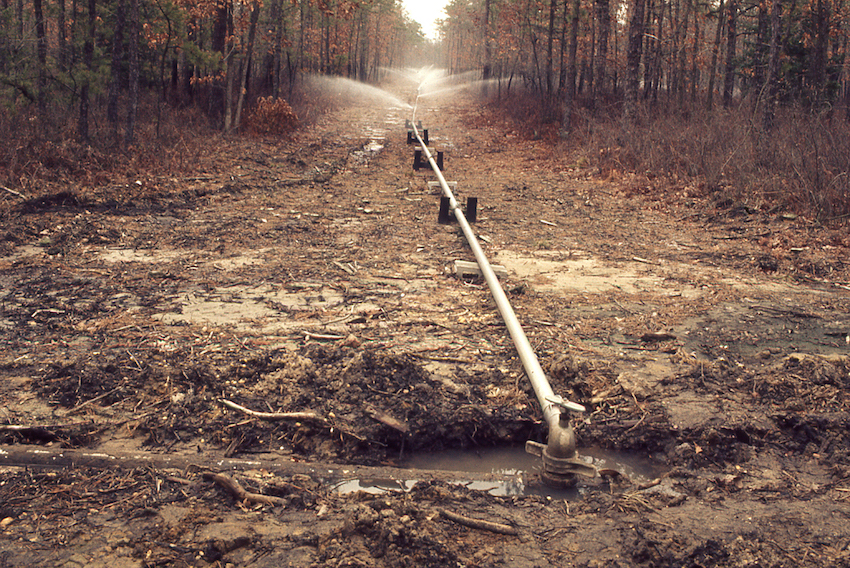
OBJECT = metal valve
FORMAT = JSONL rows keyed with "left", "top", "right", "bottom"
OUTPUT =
{"left": 545, "top": 394, "right": 586, "bottom": 414}
{"left": 526, "top": 393, "right": 597, "bottom": 487}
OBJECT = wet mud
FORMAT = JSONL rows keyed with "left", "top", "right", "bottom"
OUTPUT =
{"left": 1, "top": 71, "right": 850, "bottom": 566}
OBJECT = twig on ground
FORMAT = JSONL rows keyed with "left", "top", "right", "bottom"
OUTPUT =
{"left": 67, "top": 386, "right": 124, "bottom": 415}
{"left": 303, "top": 332, "right": 346, "bottom": 341}
{"left": 219, "top": 399, "right": 329, "bottom": 425}
{"left": 203, "top": 472, "right": 286, "bottom": 506}
{"left": 632, "top": 256, "right": 659, "bottom": 265}
{"left": 1, "top": 186, "right": 26, "bottom": 199}
{"left": 364, "top": 405, "right": 409, "bottom": 433}
{"left": 436, "top": 508, "right": 519, "bottom": 536}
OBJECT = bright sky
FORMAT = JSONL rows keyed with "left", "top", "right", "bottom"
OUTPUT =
{"left": 401, "top": 0, "right": 450, "bottom": 40}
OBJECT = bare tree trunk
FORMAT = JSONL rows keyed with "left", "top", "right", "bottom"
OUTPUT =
{"left": 223, "top": 47, "right": 236, "bottom": 131}
{"left": 211, "top": 0, "right": 230, "bottom": 121}
{"left": 642, "top": 0, "right": 654, "bottom": 97}
{"left": 155, "top": 0, "right": 173, "bottom": 136}
{"left": 483, "top": 0, "right": 492, "bottom": 93}
{"left": 706, "top": 0, "right": 724, "bottom": 108}
{"left": 557, "top": 0, "right": 569, "bottom": 95}
{"left": 33, "top": 0, "right": 47, "bottom": 110}
{"left": 70, "top": 0, "right": 79, "bottom": 66}
{"left": 762, "top": 0, "right": 782, "bottom": 130}
{"left": 16, "top": 0, "right": 23, "bottom": 40}
{"left": 647, "top": 0, "right": 664, "bottom": 103}
{"left": 675, "top": 0, "right": 692, "bottom": 107}
{"left": 810, "top": 0, "right": 828, "bottom": 105}
{"left": 690, "top": 6, "right": 701, "bottom": 103}
{"left": 594, "top": 0, "right": 610, "bottom": 97}
{"left": 371, "top": 9, "right": 381, "bottom": 81}
{"left": 58, "top": 0, "right": 67, "bottom": 70}
{"left": 546, "top": 0, "right": 557, "bottom": 100}
{"left": 124, "top": 0, "right": 139, "bottom": 146}
{"left": 297, "top": 0, "right": 305, "bottom": 83}
{"left": 107, "top": 0, "right": 126, "bottom": 125}
{"left": 722, "top": 0, "right": 737, "bottom": 108}
{"left": 270, "top": 0, "right": 282, "bottom": 98}
{"left": 234, "top": 0, "right": 260, "bottom": 131}
{"left": 567, "top": 0, "right": 579, "bottom": 101}
{"left": 626, "top": 0, "right": 647, "bottom": 118}
{"left": 561, "top": 0, "right": 580, "bottom": 133}
{"left": 843, "top": 36, "right": 850, "bottom": 121}
{"left": 752, "top": 1, "right": 769, "bottom": 93}
{"left": 77, "top": 0, "right": 96, "bottom": 142}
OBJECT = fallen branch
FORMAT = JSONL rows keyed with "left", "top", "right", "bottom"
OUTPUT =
{"left": 203, "top": 472, "right": 286, "bottom": 506}
{"left": 640, "top": 332, "right": 676, "bottom": 343}
{"left": 332, "top": 260, "right": 357, "bottom": 275}
{"left": 749, "top": 305, "right": 820, "bottom": 319}
{"left": 364, "top": 405, "right": 409, "bottom": 434}
{"left": 437, "top": 508, "right": 518, "bottom": 536}
{"left": 1, "top": 185, "right": 26, "bottom": 199}
{"left": 303, "top": 332, "right": 346, "bottom": 341}
{"left": 68, "top": 385, "right": 124, "bottom": 415}
{"left": 0, "top": 425, "right": 59, "bottom": 440}
{"left": 219, "top": 399, "right": 329, "bottom": 425}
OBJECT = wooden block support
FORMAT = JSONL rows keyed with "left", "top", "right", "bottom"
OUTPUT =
{"left": 438, "top": 197, "right": 452, "bottom": 224}
{"left": 407, "top": 129, "right": 429, "bottom": 145}
{"left": 466, "top": 197, "right": 478, "bottom": 223}
{"left": 455, "top": 260, "right": 509, "bottom": 280}
{"left": 413, "top": 147, "right": 442, "bottom": 171}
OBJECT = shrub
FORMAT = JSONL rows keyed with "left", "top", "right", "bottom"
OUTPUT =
{"left": 246, "top": 97, "right": 299, "bottom": 136}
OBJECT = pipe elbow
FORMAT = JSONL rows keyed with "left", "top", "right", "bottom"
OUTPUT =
{"left": 546, "top": 413, "right": 577, "bottom": 459}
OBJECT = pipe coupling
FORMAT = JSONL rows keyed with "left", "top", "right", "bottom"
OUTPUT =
{"left": 526, "top": 402, "right": 597, "bottom": 486}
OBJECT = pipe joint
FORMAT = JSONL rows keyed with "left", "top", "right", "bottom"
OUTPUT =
{"left": 526, "top": 402, "right": 597, "bottom": 487}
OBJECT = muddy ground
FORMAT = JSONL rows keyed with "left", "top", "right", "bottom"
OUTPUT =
{"left": 1, "top": 72, "right": 850, "bottom": 567}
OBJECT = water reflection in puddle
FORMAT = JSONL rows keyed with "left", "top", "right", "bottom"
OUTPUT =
{"left": 331, "top": 446, "right": 664, "bottom": 499}
{"left": 331, "top": 478, "right": 418, "bottom": 495}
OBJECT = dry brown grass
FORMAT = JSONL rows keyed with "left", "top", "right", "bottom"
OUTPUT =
{"left": 488, "top": 92, "right": 850, "bottom": 224}
{"left": 0, "top": 96, "right": 223, "bottom": 199}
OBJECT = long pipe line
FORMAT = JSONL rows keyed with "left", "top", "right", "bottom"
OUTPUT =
{"left": 408, "top": 100, "right": 584, "bottom": 427}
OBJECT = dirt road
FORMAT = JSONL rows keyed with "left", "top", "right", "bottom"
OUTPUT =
{"left": 1, "top": 72, "right": 849, "bottom": 567}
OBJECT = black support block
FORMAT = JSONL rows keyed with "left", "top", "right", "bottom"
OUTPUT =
{"left": 465, "top": 197, "right": 478, "bottom": 223}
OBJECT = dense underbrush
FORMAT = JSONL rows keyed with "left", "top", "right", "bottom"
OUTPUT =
{"left": 492, "top": 91, "right": 850, "bottom": 224}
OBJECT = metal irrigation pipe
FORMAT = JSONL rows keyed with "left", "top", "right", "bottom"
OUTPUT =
{"left": 408, "top": 118, "right": 595, "bottom": 484}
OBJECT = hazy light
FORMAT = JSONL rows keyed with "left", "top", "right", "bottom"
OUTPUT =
{"left": 402, "top": 0, "right": 449, "bottom": 40}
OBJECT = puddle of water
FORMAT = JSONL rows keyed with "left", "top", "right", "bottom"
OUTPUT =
{"left": 330, "top": 474, "right": 539, "bottom": 498}
{"left": 332, "top": 445, "right": 663, "bottom": 498}
{"left": 331, "top": 478, "right": 419, "bottom": 495}
{"left": 403, "top": 445, "right": 661, "bottom": 483}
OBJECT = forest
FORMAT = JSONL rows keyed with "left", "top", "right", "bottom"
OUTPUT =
{"left": 1, "top": 0, "right": 849, "bottom": 220}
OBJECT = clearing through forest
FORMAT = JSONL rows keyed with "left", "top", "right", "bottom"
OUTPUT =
{"left": 1, "top": 70, "right": 850, "bottom": 567}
